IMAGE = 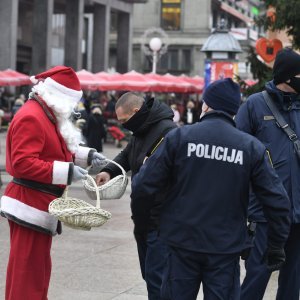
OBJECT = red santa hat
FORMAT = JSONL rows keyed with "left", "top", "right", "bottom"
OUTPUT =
{"left": 30, "top": 66, "right": 83, "bottom": 102}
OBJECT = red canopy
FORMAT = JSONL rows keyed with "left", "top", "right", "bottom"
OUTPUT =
{"left": 160, "top": 73, "right": 193, "bottom": 93}
{"left": 120, "top": 71, "right": 156, "bottom": 92}
{"left": 94, "top": 72, "right": 127, "bottom": 91}
{"left": 180, "top": 75, "right": 204, "bottom": 93}
{"left": 76, "top": 70, "right": 99, "bottom": 90}
{"left": 78, "top": 70, "right": 204, "bottom": 93}
{"left": 144, "top": 73, "right": 176, "bottom": 93}
{"left": 0, "top": 69, "right": 31, "bottom": 86}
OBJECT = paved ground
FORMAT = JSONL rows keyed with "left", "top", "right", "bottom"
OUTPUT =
{"left": 0, "top": 131, "right": 279, "bottom": 299}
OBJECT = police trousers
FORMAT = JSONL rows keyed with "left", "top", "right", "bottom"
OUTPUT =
{"left": 136, "top": 230, "right": 168, "bottom": 300}
{"left": 241, "top": 222, "right": 300, "bottom": 300}
{"left": 161, "top": 246, "right": 240, "bottom": 300}
{"left": 6, "top": 220, "right": 52, "bottom": 300}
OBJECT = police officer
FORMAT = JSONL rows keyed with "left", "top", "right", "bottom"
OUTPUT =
{"left": 235, "top": 48, "right": 300, "bottom": 300}
{"left": 131, "top": 78, "right": 291, "bottom": 300}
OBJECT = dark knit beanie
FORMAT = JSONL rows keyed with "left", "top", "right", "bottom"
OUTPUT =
{"left": 203, "top": 78, "right": 241, "bottom": 115}
{"left": 273, "top": 48, "right": 300, "bottom": 85}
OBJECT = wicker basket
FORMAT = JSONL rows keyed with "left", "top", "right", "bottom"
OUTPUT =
{"left": 48, "top": 175, "right": 112, "bottom": 231}
{"left": 83, "top": 159, "right": 128, "bottom": 200}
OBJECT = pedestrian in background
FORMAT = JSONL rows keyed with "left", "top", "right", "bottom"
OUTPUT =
{"left": 131, "top": 78, "right": 291, "bottom": 300}
{"left": 11, "top": 97, "right": 24, "bottom": 118}
{"left": 96, "top": 92, "right": 177, "bottom": 300}
{"left": 0, "top": 66, "right": 105, "bottom": 300}
{"left": 170, "top": 104, "right": 181, "bottom": 126}
{"left": 85, "top": 105, "right": 106, "bottom": 153}
{"left": 235, "top": 47, "right": 300, "bottom": 300}
{"left": 182, "top": 100, "right": 199, "bottom": 124}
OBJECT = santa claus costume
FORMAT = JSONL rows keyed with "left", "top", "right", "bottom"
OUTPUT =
{"left": 0, "top": 66, "right": 97, "bottom": 300}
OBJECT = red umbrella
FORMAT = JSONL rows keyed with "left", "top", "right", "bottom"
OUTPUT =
{"left": 120, "top": 70, "right": 155, "bottom": 92}
{"left": 180, "top": 75, "right": 204, "bottom": 93}
{"left": 94, "top": 72, "right": 125, "bottom": 91}
{"left": 3, "top": 69, "right": 31, "bottom": 85}
{"left": 145, "top": 73, "right": 197, "bottom": 93}
{"left": 76, "top": 69, "right": 99, "bottom": 90}
{"left": 144, "top": 73, "right": 175, "bottom": 93}
{"left": 160, "top": 73, "right": 193, "bottom": 93}
{"left": 0, "top": 69, "right": 31, "bottom": 86}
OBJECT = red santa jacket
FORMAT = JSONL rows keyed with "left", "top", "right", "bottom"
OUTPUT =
{"left": 0, "top": 99, "right": 93, "bottom": 235}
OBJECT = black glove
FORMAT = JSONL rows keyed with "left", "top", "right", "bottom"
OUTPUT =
{"left": 263, "top": 247, "right": 285, "bottom": 272}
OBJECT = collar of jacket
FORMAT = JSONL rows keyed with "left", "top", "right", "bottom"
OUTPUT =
{"left": 266, "top": 80, "right": 300, "bottom": 111}
{"left": 200, "top": 110, "right": 236, "bottom": 127}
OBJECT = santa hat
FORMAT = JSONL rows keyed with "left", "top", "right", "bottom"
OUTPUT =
{"left": 30, "top": 66, "right": 82, "bottom": 102}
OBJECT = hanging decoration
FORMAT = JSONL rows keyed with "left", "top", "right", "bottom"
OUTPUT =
{"left": 255, "top": 38, "right": 283, "bottom": 63}
{"left": 266, "top": 5, "right": 276, "bottom": 23}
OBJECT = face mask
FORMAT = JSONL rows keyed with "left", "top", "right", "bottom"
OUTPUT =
{"left": 122, "top": 102, "right": 150, "bottom": 133}
{"left": 287, "top": 77, "right": 300, "bottom": 94}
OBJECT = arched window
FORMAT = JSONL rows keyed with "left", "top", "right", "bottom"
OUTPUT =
{"left": 161, "top": 0, "right": 181, "bottom": 31}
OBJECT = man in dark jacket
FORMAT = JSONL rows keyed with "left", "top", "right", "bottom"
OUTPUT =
{"left": 131, "top": 78, "right": 291, "bottom": 300}
{"left": 96, "top": 92, "right": 177, "bottom": 299}
{"left": 235, "top": 48, "right": 300, "bottom": 300}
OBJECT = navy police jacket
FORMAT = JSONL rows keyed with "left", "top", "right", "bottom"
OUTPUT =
{"left": 131, "top": 111, "right": 290, "bottom": 254}
{"left": 236, "top": 81, "right": 300, "bottom": 223}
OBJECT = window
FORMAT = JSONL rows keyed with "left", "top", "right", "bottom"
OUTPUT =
{"left": 144, "top": 48, "right": 192, "bottom": 74}
{"left": 182, "top": 49, "right": 191, "bottom": 71}
{"left": 169, "top": 49, "right": 179, "bottom": 70}
{"left": 161, "top": 0, "right": 181, "bottom": 31}
{"left": 110, "top": 11, "right": 118, "bottom": 32}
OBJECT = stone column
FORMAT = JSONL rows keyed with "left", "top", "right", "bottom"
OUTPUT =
{"left": 0, "top": 0, "right": 19, "bottom": 70}
{"left": 116, "top": 11, "right": 132, "bottom": 73}
{"left": 65, "top": 0, "right": 84, "bottom": 70}
{"left": 32, "top": 0, "right": 53, "bottom": 74}
{"left": 92, "top": 4, "right": 111, "bottom": 72}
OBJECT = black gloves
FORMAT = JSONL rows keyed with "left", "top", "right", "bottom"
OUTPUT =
{"left": 263, "top": 247, "right": 286, "bottom": 272}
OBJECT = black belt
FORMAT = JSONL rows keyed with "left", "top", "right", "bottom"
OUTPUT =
{"left": 13, "top": 178, "right": 65, "bottom": 197}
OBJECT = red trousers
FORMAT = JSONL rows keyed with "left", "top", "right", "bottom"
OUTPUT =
{"left": 6, "top": 220, "right": 52, "bottom": 300}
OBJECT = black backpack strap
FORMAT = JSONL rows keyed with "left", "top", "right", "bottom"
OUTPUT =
{"left": 262, "top": 91, "right": 300, "bottom": 156}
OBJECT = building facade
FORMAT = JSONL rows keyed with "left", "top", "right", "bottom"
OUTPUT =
{"left": 131, "top": 0, "right": 263, "bottom": 78}
{"left": 0, "top": 0, "right": 264, "bottom": 79}
{"left": 0, "top": 0, "right": 147, "bottom": 74}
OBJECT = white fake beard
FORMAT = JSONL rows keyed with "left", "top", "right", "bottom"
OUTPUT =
{"left": 32, "top": 82, "right": 81, "bottom": 153}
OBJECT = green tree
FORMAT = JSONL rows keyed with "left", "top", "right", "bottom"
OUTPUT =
{"left": 242, "top": 0, "right": 300, "bottom": 96}
{"left": 259, "top": 0, "right": 300, "bottom": 48}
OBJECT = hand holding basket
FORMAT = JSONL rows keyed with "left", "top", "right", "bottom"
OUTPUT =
{"left": 83, "top": 159, "right": 128, "bottom": 200}
{"left": 49, "top": 175, "right": 112, "bottom": 231}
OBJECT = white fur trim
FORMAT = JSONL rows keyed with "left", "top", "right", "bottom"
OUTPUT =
{"left": 30, "top": 76, "right": 38, "bottom": 84}
{"left": 44, "top": 77, "right": 82, "bottom": 102}
{"left": 74, "top": 146, "right": 91, "bottom": 168}
{"left": 0, "top": 196, "right": 58, "bottom": 235}
{"left": 52, "top": 161, "right": 71, "bottom": 184}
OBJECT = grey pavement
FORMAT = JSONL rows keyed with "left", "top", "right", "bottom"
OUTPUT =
{"left": 0, "top": 131, "right": 278, "bottom": 299}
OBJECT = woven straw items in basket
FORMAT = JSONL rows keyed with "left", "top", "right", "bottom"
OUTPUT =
{"left": 48, "top": 175, "right": 111, "bottom": 231}
{"left": 83, "top": 159, "right": 128, "bottom": 200}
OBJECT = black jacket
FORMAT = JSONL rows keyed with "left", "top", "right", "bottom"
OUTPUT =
{"left": 102, "top": 98, "right": 177, "bottom": 233}
{"left": 85, "top": 113, "right": 106, "bottom": 152}
{"left": 131, "top": 111, "right": 291, "bottom": 253}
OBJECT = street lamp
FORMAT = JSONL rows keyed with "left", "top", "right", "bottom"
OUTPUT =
{"left": 141, "top": 28, "right": 169, "bottom": 74}
{"left": 149, "top": 37, "right": 162, "bottom": 74}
